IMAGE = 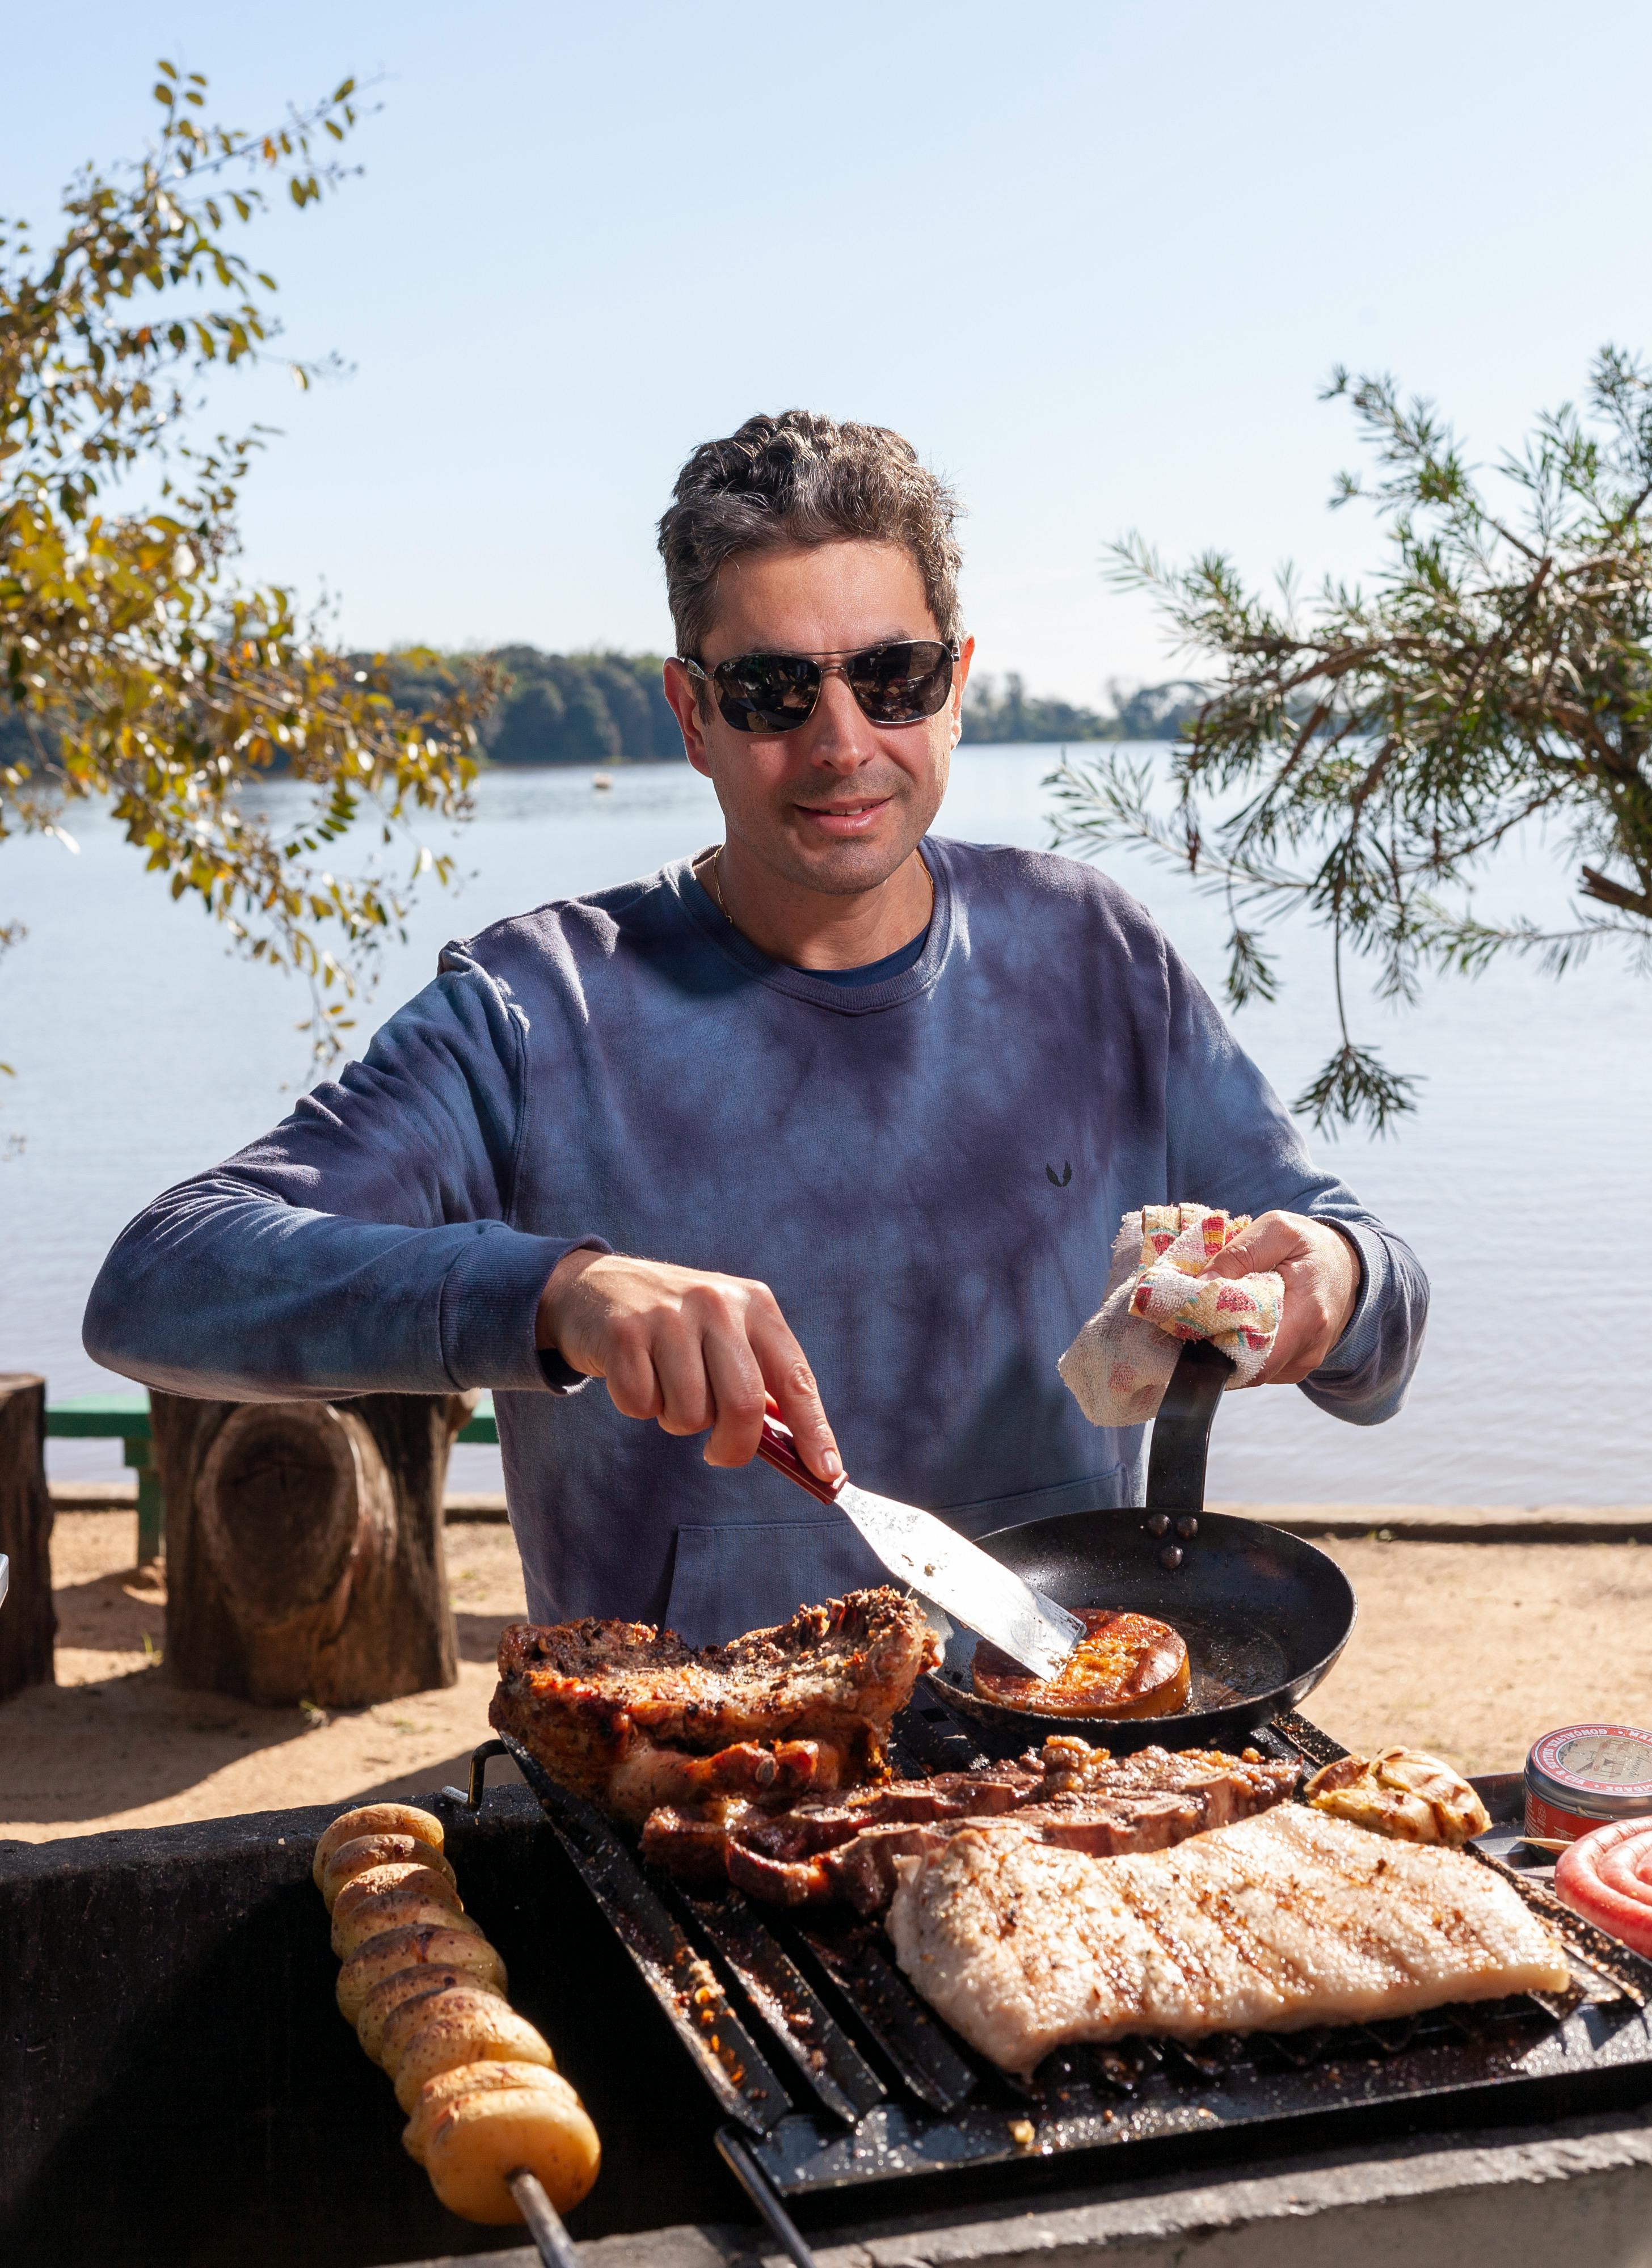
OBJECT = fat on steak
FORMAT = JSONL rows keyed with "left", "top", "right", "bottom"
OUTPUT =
{"left": 642, "top": 1739, "right": 1299, "bottom": 1907}
{"left": 490, "top": 1588, "right": 938, "bottom": 1817}
{"left": 886, "top": 1803, "right": 1571, "bottom": 2075}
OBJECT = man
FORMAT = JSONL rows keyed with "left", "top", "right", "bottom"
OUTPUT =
{"left": 85, "top": 412, "right": 1427, "bottom": 1643}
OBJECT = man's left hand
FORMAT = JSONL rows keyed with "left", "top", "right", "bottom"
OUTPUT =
{"left": 1202, "top": 1211, "right": 1359, "bottom": 1385}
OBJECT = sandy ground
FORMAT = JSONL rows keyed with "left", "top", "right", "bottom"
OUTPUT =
{"left": 4, "top": 1517, "right": 1650, "bottom": 1843}
{"left": 0, "top": 1515, "right": 532, "bottom": 1843}
{"left": 1308, "top": 1535, "right": 1652, "bottom": 1774}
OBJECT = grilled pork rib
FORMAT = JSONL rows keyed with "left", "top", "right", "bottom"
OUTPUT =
{"left": 490, "top": 1588, "right": 939, "bottom": 1821}
{"left": 886, "top": 1803, "right": 1571, "bottom": 2075}
{"left": 640, "top": 1739, "right": 1300, "bottom": 1907}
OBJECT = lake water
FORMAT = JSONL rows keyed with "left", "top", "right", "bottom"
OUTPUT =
{"left": 4, "top": 747, "right": 1649, "bottom": 1507}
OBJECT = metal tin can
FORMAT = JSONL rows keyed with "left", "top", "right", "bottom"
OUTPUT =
{"left": 1524, "top": 1723, "right": 1652, "bottom": 1843}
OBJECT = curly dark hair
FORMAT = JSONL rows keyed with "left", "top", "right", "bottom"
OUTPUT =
{"left": 658, "top": 410, "right": 964, "bottom": 660}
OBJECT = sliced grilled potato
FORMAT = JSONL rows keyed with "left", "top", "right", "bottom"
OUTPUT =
{"left": 356, "top": 1967, "right": 507, "bottom": 2066}
{"left": 402, "top": 2059, "right": 563, "bottom": 2165}
{"left": 321, "top": 1834, "right": 458, "bottom": 1911}
{"left": 1306, "top": 1748, "right": 1490, "bottom": 1845}
{"left": 332, "top": 1890, "right": 482, "bottom": 1963}
{"left": 385, "top": 1987, "right": 553, "bottom": 2113}
{"left": 311, "top": 1804, "right": 444, "bottom": 1891}
{"left": 336, "top": 1924, "right": 505, "bottom": 2027}
{"left": 330, "top": 1862, "right": 463, "bottom": 1946}
{"left": 422, "top": 2080, "right": 601, "bottom": 2223}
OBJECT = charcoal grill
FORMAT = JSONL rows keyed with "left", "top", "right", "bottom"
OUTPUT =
{"left": 458, "top": 1339, "right": 1652, "bottom": 2263}
{"left": 467, "top": 1702, "right": 1652, "bottom": 2267}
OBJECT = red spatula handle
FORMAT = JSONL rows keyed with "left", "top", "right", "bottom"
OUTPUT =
{"left": 756, "top": 1404, "right": 844, "bottom": 1508}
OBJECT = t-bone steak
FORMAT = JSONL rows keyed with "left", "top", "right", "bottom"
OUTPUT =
{"left": 641, "top": 1736, "right": 1300, "bottom": 1907}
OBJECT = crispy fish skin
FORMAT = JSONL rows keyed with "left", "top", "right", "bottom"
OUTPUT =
{"left": 886, "top": 1804, "right": 1570, "bottom": 2077}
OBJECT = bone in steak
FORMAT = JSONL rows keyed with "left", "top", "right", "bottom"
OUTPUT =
{"left": 640, "top": 1738, "right": 1299, "bottom": 1908}
{"left": 490, "top": 1587, "right": 938, "bottom": 1822}
{"left": 886, "top": 1802, "right": 1572, "bottom": 2076}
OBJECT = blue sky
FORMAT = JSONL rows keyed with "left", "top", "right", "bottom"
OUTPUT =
{"left": 8, "top": 1, "right": 1652, "bottom": 700}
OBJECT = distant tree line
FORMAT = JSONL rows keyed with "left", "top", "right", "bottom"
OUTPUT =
{"left": 958, "top": 672, "right": 1208, "bottom": 745}
{"left": 1, "top": 647, "right": 1214, "bottom": 786}
{"left": 381, "top": 648, "right": 678, "bottom": 766}
{"left": 376, "top": 650, "right": 1211, "bottom": 764}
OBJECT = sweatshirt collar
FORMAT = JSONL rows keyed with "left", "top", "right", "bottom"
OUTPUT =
{"left": 671, "top": 841, "right": 954, "bottom": 1013}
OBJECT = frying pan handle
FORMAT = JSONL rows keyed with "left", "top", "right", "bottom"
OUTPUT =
{"left": 1145, "top": 1338, "right": 1234, "bottom": 1512}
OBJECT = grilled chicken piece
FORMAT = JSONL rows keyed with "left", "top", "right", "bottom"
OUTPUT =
{"left": 641, "top": 1739, "right": 1299, "bottom": 1906}
{"left": 490, "top": 1588, "right": 938, "bottom": 1819}
{"left": 886, "top": 1803, "right": 1570, "bottom": 2076}
{"left": 1306, "top": 1748, "right": 1491, "bottom": 1846}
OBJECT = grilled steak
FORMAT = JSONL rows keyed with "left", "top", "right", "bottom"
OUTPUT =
{"left": 886, "top": 1803, "right": 1571, "bottom": 2075}
{"left": 640, "top": 1739, "right": 1299, "bottom": 1907}
{"left": 490, "top": 1588, "right": 938, "bottom": 1820}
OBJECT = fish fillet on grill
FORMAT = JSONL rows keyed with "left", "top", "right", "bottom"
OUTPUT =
{"left": 886, "top": 1803, "right": 1570, "bottom": 2076}
{"left": 490, "top": 1588, "right": 938, "bottom": 1819}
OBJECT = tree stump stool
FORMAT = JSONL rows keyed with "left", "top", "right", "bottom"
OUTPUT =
{"left": 0, "top": 1373, "right": 56, "bottom": 1702}
{"left": 151, "top": 1390, "right": 472, "bottom": 1706}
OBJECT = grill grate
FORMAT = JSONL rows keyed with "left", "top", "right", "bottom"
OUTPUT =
{"left": 676, "top": 1888, "right": 887, "bottom": 2124}
{"left": 496, "top": 1746, "right": 789, "bottom": 2130}
{"left": 798, "top": 1922, "right": 981, "bottom": 2114}
{"left": 481, "top": 1708, "right": 1652, "bottom": 2208}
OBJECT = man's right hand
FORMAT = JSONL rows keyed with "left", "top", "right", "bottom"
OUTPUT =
{"left": 536, "top": 1249, "right": 842, "bottom": 1483}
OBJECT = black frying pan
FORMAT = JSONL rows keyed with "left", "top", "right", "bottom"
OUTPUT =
{"left": 926, "top": 1339, "right": 1358, "bottom": 1753}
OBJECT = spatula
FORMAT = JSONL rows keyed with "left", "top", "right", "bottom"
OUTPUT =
{"left": 755, "top": 1409, "right": 1084, "bottom": 1680}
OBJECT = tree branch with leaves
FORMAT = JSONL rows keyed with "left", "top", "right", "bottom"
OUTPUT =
{"left": 1, "top": 61, "right": 499, "bottom": 1084}
{"left": 1048, "top": 348, "right": 1652, "bottom": 1131}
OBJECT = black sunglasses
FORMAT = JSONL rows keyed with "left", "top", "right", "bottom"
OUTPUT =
{"left": 681, "top": 639, "right": 959, "bottom": 735}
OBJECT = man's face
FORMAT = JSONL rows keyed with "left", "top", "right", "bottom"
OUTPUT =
{"left": 665, "top": 540, "right": 972, "bottom": 897}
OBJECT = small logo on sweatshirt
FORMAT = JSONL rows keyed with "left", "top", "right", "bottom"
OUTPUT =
{"left": 1046, "top": 1161, "right": 1072, "bottom": 1187}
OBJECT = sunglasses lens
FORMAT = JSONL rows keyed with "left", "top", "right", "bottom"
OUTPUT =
{"left": 704, "top": 640, "right": 954, "bottom": 732}
{"left": 711, "top": 655, "right": 821, "bottom": 733}
{"left": 847, "top": 640, "right": 953, "bottom": 723}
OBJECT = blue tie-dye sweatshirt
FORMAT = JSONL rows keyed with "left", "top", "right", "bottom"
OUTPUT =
{"left": 84, "top": 840, "right": 1427, "bottom": 1642}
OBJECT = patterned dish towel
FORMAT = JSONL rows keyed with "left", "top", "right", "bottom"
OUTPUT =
{"left": 1058, "top": 1203, "right": 1283, "bottom": 1428}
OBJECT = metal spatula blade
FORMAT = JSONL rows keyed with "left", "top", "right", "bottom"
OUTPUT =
{"left": 756, "top": 1415, "right": 1084, "bottom": 1680}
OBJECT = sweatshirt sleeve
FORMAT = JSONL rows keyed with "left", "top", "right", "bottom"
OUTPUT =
{"left": 82, "top": 947, "right": 606, "bottom": 1402}
{"left": 1158, "top": 943, "right": 1429, "bottom": 1426}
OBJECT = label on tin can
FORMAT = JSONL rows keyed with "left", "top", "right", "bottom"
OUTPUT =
{"left": 1524, "top": 1790, "right": 1605, "bottom": 1844}
{"left": 1529, "top": 1725, "right": 1652, "bottom": 1802}
{"left": 1524, "top": 1723, "right": 1652, "bottom": 1843}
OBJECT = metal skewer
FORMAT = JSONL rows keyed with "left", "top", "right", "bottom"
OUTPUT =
{"left": 508, "top": 2169, "right": 584, "bottom": 2268}
{"left": 715, "top": 2129, "right": 823, "bottom": 2268}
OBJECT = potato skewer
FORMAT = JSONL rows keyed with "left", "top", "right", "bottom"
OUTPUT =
{"left": 309, "top": 1801, "right": 600, "bottom": 2235}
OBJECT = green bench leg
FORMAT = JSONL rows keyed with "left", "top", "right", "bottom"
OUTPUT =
{"left": 124, "top": 1437, "right": 165, "bottom": 1563}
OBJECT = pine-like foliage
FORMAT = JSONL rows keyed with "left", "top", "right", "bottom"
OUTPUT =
{"left": 1048, "top": 352, "right": 1652, "bottom": 1129}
